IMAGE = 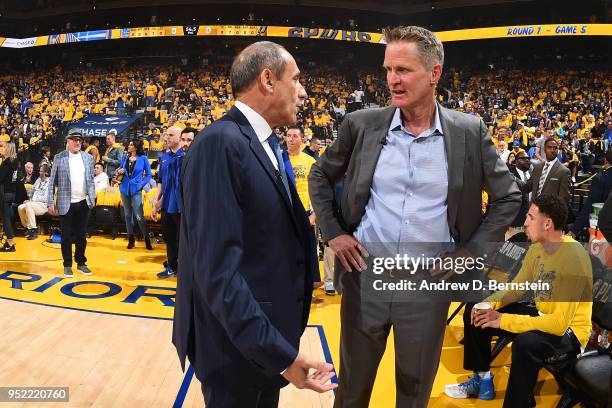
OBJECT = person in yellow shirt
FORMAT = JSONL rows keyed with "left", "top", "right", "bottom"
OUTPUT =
{"left": 285, "top": 126, "right": 316, "bottom": 216}
{"left": 145, "top": 81, "right": 158, "bottom": 108}
{"left": 149, "top": 134, "right": 165, "bottom": 152}
{"left": 445, "top": 194, "right": 591, "bottom": 406}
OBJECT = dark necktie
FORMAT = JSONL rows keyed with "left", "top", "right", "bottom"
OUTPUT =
{"left": 266, "top": 133, "right": 292, "bottom": 204}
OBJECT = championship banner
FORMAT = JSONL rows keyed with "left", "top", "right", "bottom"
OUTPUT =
{"left": 1, "top": 23, "right": 611, "bottom": 49}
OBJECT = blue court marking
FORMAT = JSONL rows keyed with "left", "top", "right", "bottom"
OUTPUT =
{"left": 316, "top": 324, "right": 338, "bottom": 392}
{"left": 173, "top": 364, "right": 195, "bottom": 408}
{"left": 0, "top": 296, "right": 173, "bottom": 321}
{"left": 174, "top": 324, "right": 337, "bottom": 406}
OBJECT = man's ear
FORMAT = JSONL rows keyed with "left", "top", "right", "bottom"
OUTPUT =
{"left": 260, "top": 69, "right": 274, "bottom": 92}
{"left": 431, "top": 63, "right": 442, "bottom": 85}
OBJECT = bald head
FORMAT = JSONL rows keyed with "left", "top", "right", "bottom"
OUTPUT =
{"left": 230, "top": 41, "right": 288, "bottom": 97}
{"left": 164, "top": 125, "right": 182, "bottom": 152}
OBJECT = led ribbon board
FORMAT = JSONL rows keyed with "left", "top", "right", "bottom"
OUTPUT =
{"left": 0, "top": 23, "right": 610, "bottom": 48}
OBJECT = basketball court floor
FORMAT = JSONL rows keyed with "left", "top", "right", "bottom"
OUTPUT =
{"left": 1, "top": 235, "right": 566, "bottom": 407}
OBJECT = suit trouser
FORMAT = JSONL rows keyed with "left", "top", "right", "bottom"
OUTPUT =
{"left": 59, "top": 200, "right": 90, "bottom": 267}
{"left": 202, "top": 384, "right": 279, "bottom": 408}
{"left": 161, "top": 210, "right": 180, "bottom": 271}
{"left": 334, "top": 271, "right": 449, "bottom": 408}
{"left": 18, "top": 201, "right": 47, "bottom": 229}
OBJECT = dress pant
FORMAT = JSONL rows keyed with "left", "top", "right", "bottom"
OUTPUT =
{"left": 202, "top": 384, "right": 279, "bottom": 408}
{"left": 161, "top": 210, "right": 180, "bottom": 271}
{"left": 59, "top": 200, "right": 90, "bottom": 267}
{"left": 461, "top": 302, "right": 581, "bottom": 408}
{"left": 334, "top": 270, "right": 449, "bottom": 408}
{"left": 18, "top": 201, "right": 47, "bottom": 229}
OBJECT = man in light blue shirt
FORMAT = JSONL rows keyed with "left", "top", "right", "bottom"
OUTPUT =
{"left": 310, "top": 26, "right": 520, "bottom": 408}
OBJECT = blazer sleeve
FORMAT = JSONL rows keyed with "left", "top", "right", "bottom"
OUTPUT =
{"left": 467, "top": 119, "right": 521, "bottom": 250}
{"left": 308, "top": 113, "right": 356, "bottom": 242}
{"left": 140, "top": 157, "right": 152, "bottom": 189}
{"left": 184, "top": 130, "right": 297, "bottom": 376}
{"left": 573, "top": 173, "right": 604, "bottom": 233}
{"left": 558, "top": 166, "right": 571, "bottom": 207}
{"left": 599, "top": 191, "right": 612, "bottom": 243}
{"left": 46, "top": 159, "right": 58, "bottom": 207}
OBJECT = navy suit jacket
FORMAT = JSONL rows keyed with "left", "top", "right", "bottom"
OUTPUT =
{"left": 173, "top": 106, "right": 317, "bottom": 391}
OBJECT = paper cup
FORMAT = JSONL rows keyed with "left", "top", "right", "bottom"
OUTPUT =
{"left": 474, "top": 302, "right": 492, "bottom": 312}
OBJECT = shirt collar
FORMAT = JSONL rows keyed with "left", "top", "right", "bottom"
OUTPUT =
{"left": 235, "top": 100, "right": 273, "bottom": 143}
{"left": 389, "top": 104, "right": 443, "bottom": 136}
{"left": 545, "top": 157, "right": 558, "bottom": 166}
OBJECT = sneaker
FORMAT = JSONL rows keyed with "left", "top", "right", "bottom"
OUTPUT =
{"left": 445, "top": 375, "right": 481, "bottom": 399}
{"left": 64, "top": 267, "right": 74, "bottom": 277}
{"left": 477, "top": 374, "right": 495, "bottom": 400}
{"left": 0, "top": 242, "right": 15, "bottom": 252}
{"left": 77, "top": 265, "right": 93, "bottom": 276}
{"left": 157, "top": 267, "right": 176, "bottom": 278}
{"left": 27, "top": 229, "right": 39, "bottom": 240}
{"left": 324, "top": 282, "right": 336, "bottom": 296}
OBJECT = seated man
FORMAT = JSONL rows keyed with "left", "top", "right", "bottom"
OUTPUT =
{"left": 93, "top": 163, "right": 109, "bottom": 193}
{"left": 445, "top": 194, "right": 592, "bottom": 407}
{"left": 17, "top": 164, "right": 50, "bottom": 240}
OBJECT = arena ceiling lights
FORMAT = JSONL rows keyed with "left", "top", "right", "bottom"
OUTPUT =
{"left": 0, "top": 23, "right": 610, "bottom": 48}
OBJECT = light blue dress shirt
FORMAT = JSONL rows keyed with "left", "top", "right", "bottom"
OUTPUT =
{"left": 355, "top": 106, "right": 452, "bottom": 256}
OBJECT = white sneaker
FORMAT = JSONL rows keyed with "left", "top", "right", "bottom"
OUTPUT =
{"left": 324, "top": 282, "right": 336, "bottom": 295}
{"left": 444, "top": 375, "right": 480, "bottom": 399}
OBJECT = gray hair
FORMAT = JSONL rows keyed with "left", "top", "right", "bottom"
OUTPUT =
{"left": 230, "top": 41, "right": 288, "bottom": 97}
{"left": 383, "top": 26, "right": 444, "bottom": 69}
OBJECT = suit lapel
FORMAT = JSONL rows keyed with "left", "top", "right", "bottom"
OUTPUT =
{"left": 438, "top": 104, "right": 465, "bottom": 233}
{"left": 358, "top": 107, "right": 396, "bottom": 198}
{"left": 226, "top": 107, "right": 300, "bottom": 233}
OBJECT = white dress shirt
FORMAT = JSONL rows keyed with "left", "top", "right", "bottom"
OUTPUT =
{"left": 234, "top": 101, "right": 279, "bottom": 170}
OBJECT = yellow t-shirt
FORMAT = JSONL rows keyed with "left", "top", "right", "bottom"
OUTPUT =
{"left": 145, "top": 84, "right": 158, "bottom": 97}
{"left": 149, "top": 140, "right": 165, "bottom": 152}
{"left": 487, "top": 236, "right": 592, "bottom": 347}
{"left": 288, "top": 152, "right": 316, "bottom": 212}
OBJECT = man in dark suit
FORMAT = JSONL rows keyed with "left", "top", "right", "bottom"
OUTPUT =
{"left": 508, "top": 151, "right": 532, "bottom": 230}
{"left": 516, "top": 138, "right": 571, "bottom": 209}
{"left": 173, "top": 41, "right": 336, "bottom": 408}
{"left": 570, "top": 149, "right": 612, "bottom": 238}
{"left": 309, "top": 26, "right": 520, "bottom": 407}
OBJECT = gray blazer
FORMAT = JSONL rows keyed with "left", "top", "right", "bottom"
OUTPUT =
{"left": 309, "top": 104, "right": 521, "bottom": 284}
{"left": 516, "top": 159, "right": 571, "bottom": 207}
{"left": 47, "top": 150, "right": 96, "bottom": 216}
{"left": 104, "top": 146, "right": 123, "bottom": 178}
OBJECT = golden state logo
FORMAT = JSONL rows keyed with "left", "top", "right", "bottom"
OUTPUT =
{"left": 0, "top": 270, "right": 176, "bottom": 320}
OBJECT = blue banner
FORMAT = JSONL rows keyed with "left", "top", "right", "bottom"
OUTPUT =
{"left": 69, "top": 113, "right": 143, "bottom": 138}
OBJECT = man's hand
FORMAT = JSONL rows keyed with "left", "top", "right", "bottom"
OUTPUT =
{"left": 102, "top": 156, "right": 109, "bottom": 162}
{"left": 470, "top": 302, "right": 495, "bottom": 325}
{"left": 308, "top": 212, "right": 317, "bottom": 227}
{"left": 328, "top": 234, "right": 368, "bottom": 272}
{"left": 282, "top": 353, "right": 338, "bottom": 393}
{"left": 472, "top": 309, "right": 502, "bottom": 329}
{"left": 47, "top": 205, "right": 56, "bottom": 216}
